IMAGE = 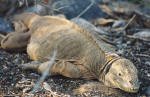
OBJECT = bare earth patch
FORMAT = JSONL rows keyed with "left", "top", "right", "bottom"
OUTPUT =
{"left": 0, "top": 34, "right": 149, "bottom": 96}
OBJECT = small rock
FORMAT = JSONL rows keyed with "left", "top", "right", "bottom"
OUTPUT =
{"left": 145, "top": 61, "right": 150, "bottom": 66}
{"left": 0, "top": 56, "right": 4, "bottom": 60}
{"left": 146, "top": 86, "right": 150, "bottom": 96}
{"left": 93, "top": 96, "right": 100, "bottom": 97}
{"left": 8, "top": 63, "right": 15, "bottom": 67}
{"left": 3, "top": 65, "right": 8, "bottom": 70}
{"left": 7, "top": 61, "right": 14, "bottom": 67}
{"left": 117, "top": 49, "right": 124, "bottom": 55}
{"left": 0, "top": 17, "right": 14, "bottom": 34}
{"left": 25, "top": 4, "right": 48, "bottom": 16}
{"left": 13, "top": 58, "right": 19, "bottom": 63}
{"left": 0, "top": 0, "right": 15, "bottom": 16}
{"left": 126, "top": 41, "right": 131, "bottom": 45}
{"left": 30, "top": 73, "right": 40, "bottom": 78}
{"left": 147, "top": 73, "right": 150, "bottom": 77}
{"left": 43, "top": 82, "right": 52, "bottom": 92}
{"left": 112, "top": 20, "right": 126, "bottom": 28}
{"left": 133, "top": 30, "right": 150, "bottom": 41}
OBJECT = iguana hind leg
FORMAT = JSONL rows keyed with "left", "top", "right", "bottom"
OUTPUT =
{"left": 1, "top": 19, "right": 30, "bottom": 50}
{"left": 22, "top": 60, "right": 95, "bottom": 79}
{"left": 21, "top": 61, "right": 42, "bottom": 70}
{"left": 1, "top": 31, "right": 31, "bottom": 50}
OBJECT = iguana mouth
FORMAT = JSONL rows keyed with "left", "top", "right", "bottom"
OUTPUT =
{"left": 118, "top": 84, "right": 139, "bottom": 93}
{"left": 127, "top": 87, "right": 139, "bottom": 93}
{"left": 118, "top": 77, "right": 140, "bottom": 93}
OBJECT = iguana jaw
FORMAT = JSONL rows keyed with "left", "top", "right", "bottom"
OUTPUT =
{"left": 102, "top": 58, "right": 140, "bottom": 93}
{"left": 104, "top": 76, "right": 139, "bottom": 93}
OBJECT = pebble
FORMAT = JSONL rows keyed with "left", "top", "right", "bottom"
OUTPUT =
{"left": 0, "top": 17, "right": 14, "bottom": 34}
{"left": 25, "top": 4, "right": 48, "bottom": 16}
{"left": 145, "top": 61, "right": 150, "bottom": 66}
{"left": 0, "top": 56, "right": 4, "bottom": 60}
{"left": 93, "top": 96, "right": 100, "bottom": 97}
{"left": 8, "top": 63, "right": 15, "bottom": 67}
{"left": 146, "top": 86, "right": 150, "bottom": 96}
{"left": 112, "top": 20, "right": 126, "bottom": 28}
{"left": 133, "top": 30, "right": 150, "bottom": 41}
{"left": 30, "top": 73, "right": 40, "bottom": 78}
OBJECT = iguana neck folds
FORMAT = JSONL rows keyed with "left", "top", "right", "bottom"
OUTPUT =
{"left": 98, "top": 52, "right": 122, "bottom": 81}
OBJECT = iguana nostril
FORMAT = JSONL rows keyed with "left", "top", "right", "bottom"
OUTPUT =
{"left": 129, "top": 80, "right": 133, "bottom": 84}
{"left": 118, "top": 73, "right": 121, "bottom": 76}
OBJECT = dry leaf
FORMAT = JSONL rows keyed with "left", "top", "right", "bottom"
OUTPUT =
{"left": 133, "top": 30, "right": 150, "bottom": 41}
{"left": 94, "top": 18, "right": 115, "bottom": 25}
{"left": 100, "top": 5, "right": 113, "bottom": 14}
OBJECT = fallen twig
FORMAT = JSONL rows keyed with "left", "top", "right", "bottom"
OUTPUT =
{"left": 25, "top": 0, "right": 29, "bottom": 8}
{"left": 135, "top": 54, "right": 150, "bottom": 58}
{"left": 76, "top": 0, "right": 94, "bottom": 18}
{"left": 31, "top": 51, "right": 57, "bottom": 93}
{"left": 122, "top": 14, "right": 136, "bottom": 31}
{"left": 114, "top": 14, "right": 136, "bottom": 32}
{"left": 126, "top": 35, "right": 150, "bottom": 42}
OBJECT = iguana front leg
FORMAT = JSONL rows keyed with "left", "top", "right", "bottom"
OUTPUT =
{"left": 1, "top": 20, "right": 31, "bottom": 50}
{"left": 1, "top": 31, "right": 31, "bottom": 50}
{"left": 21, "top": 60, "right": 96, "bottom": 80}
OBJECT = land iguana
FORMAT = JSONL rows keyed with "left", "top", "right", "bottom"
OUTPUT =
{"left": 0, "top": 13, "right": 139, "bottom": 93}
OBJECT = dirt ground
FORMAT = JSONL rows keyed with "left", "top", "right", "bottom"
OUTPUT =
{"left": 0, "top": 0, "right": 150, "bottom": 97}
{"left": 0, "top": 28, "right": 150, "bottom": 97}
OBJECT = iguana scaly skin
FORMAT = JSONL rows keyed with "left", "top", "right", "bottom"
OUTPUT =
{"left": 1, "top": 13, "right": 139, "bottom": 93}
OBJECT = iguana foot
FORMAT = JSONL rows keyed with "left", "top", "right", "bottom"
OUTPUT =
{"left": 21, "top": 61, "right": 42, "bottom": 70}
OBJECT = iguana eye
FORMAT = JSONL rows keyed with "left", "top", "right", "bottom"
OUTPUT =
{"left": 118, "top": 73, "right": 122, "bottom": 76}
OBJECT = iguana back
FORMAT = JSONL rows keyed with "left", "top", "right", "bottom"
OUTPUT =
{"left": 27, "top": 16, "right": 106, "bottom": 76}
{"left": 71, "top": 18, "right": 117, "bottom": 53}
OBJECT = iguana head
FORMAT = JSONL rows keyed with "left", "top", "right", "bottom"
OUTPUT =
{"left": 103, "top": 58, "right": 140, "bottom": 93}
